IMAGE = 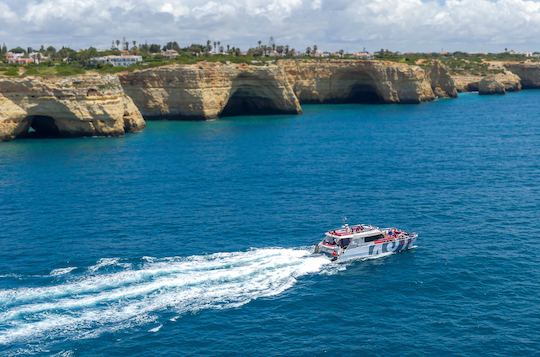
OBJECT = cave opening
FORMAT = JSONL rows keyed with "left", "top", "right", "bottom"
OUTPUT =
{"left": 346, "top": 83, "right": 384, "bottom": 103}
{"left": 220, "top": 88, "right": 284, "bottom": 117}
{"left": 325, "top": 72, "right": 384, "bottom": 104}
{"left": 21, "top": 115, "right": 62, "bottom": 138}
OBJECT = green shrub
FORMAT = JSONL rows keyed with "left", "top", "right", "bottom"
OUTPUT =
{"left": 54, "top": 64, "right": 85, "bottom": 76}
{"left": 2, "top": 66, "right": 19, "bottom": 76}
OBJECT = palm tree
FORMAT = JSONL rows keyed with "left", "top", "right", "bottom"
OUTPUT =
{"left": 257, "top": 40, "right": 262, "bottom": 48}
{"left": 115, "top": 40, "right": 120, "bottom": 49}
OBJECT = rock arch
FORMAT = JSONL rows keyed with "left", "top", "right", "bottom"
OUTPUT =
{"left": 219, "top": 72, "right": 301, "bottom": 118}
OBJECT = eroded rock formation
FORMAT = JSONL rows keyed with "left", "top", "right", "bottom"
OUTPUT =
{"left": 426, "top": 61, "right": 458, "bottom": 98}
{"left": 119, "top": 63, "right": 302, "bottom": 119}
{"left": 478, "top": 72, "right": 522, "bottom": 95}
{"left": 0, "top": 74, "right": 145, "bottom": 141}
{"left": 451, "top": 75, "right": 482, "bottom": 92}
{"left": 504, "top": 63, "right": 540, "bottom": 88}
{"left": 279, "top": 59, "right": 436, "bottom": 104}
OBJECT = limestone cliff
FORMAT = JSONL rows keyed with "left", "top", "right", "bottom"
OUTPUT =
{"left": 0, "top": 74, "right": 145, "bottom": 141}
{"left": 425, "top": 61, "right": 458, "bottom": 98}
{"left": 478, "top": 72, "right": 522, "bottom": 95}
{"left": 504, "top": 63, "right": 540, "bottom": 88}
{"left": 279, "top": 59, "right": 435, "bottom": 104}
{"left": 119, "top": 63, "right": 302, "bottom": 119}
{"left": 451, "top": 75, "right": 482, "bottom": 92}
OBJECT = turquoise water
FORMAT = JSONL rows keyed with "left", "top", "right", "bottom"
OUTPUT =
{"left": 1, "top": 92, "right": 540, "bottom": 356}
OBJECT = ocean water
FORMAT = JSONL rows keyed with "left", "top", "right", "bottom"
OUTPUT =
{"left": 1, "top": 92, "right": 540, "bottom": 356}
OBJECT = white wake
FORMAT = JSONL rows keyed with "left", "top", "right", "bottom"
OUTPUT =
{"left": 0, "top": 248, "right": 332, "bottom": 347}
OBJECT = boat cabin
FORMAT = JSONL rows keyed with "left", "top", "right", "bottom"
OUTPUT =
{"left": 323, "top": 224, "right": 385, "bottom": 248}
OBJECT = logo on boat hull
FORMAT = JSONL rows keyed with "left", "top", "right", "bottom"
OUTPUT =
{"left": 368, "top": 238, "right": 413, "bottom": 256}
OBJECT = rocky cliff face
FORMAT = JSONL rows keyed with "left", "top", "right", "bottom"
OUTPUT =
{"left": 504, "top": 63, "right": 540, "bottom": 88}
{"left": 451, "top": 75, "right": 482, "bottom": 92}
{"left": 426, "top": 61, "right": 458, "bottom": 98}
{"left": 119, "top": 63, "right": 302, "bottom": 119}
{"left": 478, "top": 72, "right": 522, "bottom": 95}
{"left": 0, "top": 74, "right": 145, "bottom": 141}
{"left": 279, "top": 59, "right": 436, "bottom": 104}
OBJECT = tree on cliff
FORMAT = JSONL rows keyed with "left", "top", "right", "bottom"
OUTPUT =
{"left": 46, "top": 46, "right": 57, "bottom": 57}
{"left": 186, "top": 44, "right": 205, "bottom": 56}
{"left": 55, "top": 47, "right": 77, "bottom": 62}
{"left": 164, "top": 41, "right": 181, "bottom": 52}
{"left": 10, "top": 47, "right": 25, "bottom": 54}
{"left": 0, "top": 43, "right": 7, "bottom": 55}
{"left": 76, "top": 47, "right": 99, "bottom": 65}
{"left": 148, "top": 44, "right": 161, "bottom": 53}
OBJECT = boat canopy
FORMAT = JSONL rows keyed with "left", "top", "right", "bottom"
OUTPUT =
{"left": 325, "top": 224, "right": 382, "bottom": 239}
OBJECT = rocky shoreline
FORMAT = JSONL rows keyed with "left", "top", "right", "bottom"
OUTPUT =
{"left": 1, "top": 60, "right": 539, "bottom": 141}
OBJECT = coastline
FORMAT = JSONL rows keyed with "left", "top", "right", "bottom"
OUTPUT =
{"left": 1, "top": 59, "right": 539, "bottom": 142}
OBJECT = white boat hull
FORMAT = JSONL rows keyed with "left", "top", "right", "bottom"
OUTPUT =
{"left": 316, "top": 235, "right": 417, "bottom": 263}
{"left": 337, "top": 235, "right": 416, "bottom": 262}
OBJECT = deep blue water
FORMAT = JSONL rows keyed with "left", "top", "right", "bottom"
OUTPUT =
{"left": 1, "top": 92, "right": 540, "bottom": 356}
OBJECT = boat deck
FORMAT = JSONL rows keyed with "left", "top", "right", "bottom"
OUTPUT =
{"left": 325, "top": 224, "right": 379, "bottom": 238}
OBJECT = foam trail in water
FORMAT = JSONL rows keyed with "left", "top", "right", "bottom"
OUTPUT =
{"left": 49, "top": 267, "right": 77, "bottom": 277}
{"left": 0, "top": 248, "right": 331, "bottom": 347}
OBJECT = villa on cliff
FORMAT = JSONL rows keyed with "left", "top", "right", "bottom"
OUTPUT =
{"left": 161, "top": 50, "right": 179, "bottom": 59}
{"left": 90, "top": 55, "right": 143, "bottom": 67}
{"left": 6, "top": 52, "right": 33, "bottom": 65}
{"left": 5, "top": 51, "right": 49, "bottom": 65}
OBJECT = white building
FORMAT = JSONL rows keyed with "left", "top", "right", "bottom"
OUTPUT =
{"left": 91, "top": 55, "right": 143, "bottom": 67}
{"left": 161, "top": 49, "right": 179, "bottom": 59}
{"left": 351, "top": 51, "right": 374, "bottom": 59}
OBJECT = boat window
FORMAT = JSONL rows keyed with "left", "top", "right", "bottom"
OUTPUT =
{"left": 323, "top": 236, "right": 336, "bottom": 245}
{"left": 339, "top": 238, "right": 351, "bottom": 248}
{"left": 364, "top": 234, "right": 384, "bottom": 243}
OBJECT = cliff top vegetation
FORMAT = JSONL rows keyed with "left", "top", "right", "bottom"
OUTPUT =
{"left": 1, "top": 38, "right": 539, "bottom": 78}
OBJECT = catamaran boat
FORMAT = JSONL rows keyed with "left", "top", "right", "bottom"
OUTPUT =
{"left": 314, "top": 224, "right": 418, "bottom": 262}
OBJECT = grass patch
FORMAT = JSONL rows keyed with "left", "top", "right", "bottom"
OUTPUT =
{"left": 1, "top": 66, "right": 20, "bottom": 76}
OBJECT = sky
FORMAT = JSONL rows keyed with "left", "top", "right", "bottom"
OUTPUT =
{"left": 0, "top": 0, "right": 540, "bottom": 53}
